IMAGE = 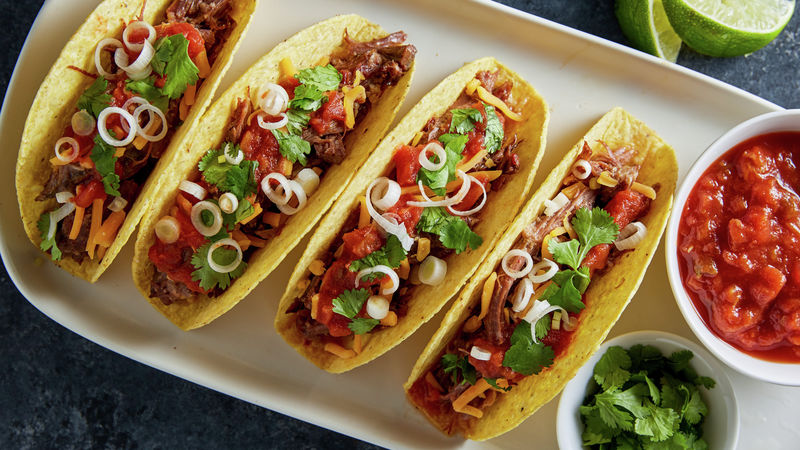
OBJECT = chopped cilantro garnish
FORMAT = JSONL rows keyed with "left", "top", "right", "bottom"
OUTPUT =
{"left": 534, "top": 315, "right": 551, "bottom": 341}
{"left": 441, "top": 353, "right": 477, "bottom": 386}
{"left": 285, "top": 109, "right": 310, "bottom": 135}
{"left": 37, "top": 212, "right": 61, "bottom": 260}
{"left": 89, "top": 134, "right": 121, "bottom": 196}
{"left": 126, "top": 77, "right": 169, "bottom": 112}
{"left": 76, "top": 77, "right": 111, "bottom": 118}
{"left": 449, "top": 107, "right": 483, "bottom": 134}
{"left": 219, "top": 198, "right": 255, "bottom": 230}
{"left": 349, "top": 317, "right": 380, "bottom": 335}
{"left": 294, "top": 64, "right": 342, "bottom": 92}
{"left": 416, "top": 207, "right": 482, "bottom": 254}
{"left": 289, "top": 84, "right": 327, "bottom": 112}
{"left": 271, "top": 129, "right": 312, "bottom": 165}
{"left": 191, "top": 239, "right": 247, "bottom": 291}
{"left": 483, "top": 103, "right": 504, "bottom": 153}
{"left": 151, "top": 34, "right": 199, "bottom": 99}
{"left": 501, "top": 320, "right": 554, "bottom": 376}
{"left": 331, "top": 288, "right": 370, "bottom": 320}
{"left": 198, "top": 147, "right": 258, "bottom": 200}
{"left": 416, "top": 133, "right": 467, "bottom": 194}
{"left": 580, "top": 345, "right": 715, "bottom": 448}
{"left": 349, "top": 235, "right": 407, "bottom": 276}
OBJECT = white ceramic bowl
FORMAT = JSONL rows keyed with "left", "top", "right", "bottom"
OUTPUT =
{"left": 556, "top": 331, "right": 738, "bottom": 450}
{"left": 665, "top": 109, "right": 800, "bottom": 386}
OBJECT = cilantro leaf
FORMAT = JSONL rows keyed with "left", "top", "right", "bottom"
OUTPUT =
{"left": 89, "top": 134, "right": 121, "bottom": 196}
{"left": 593, "top": 345, "right": 632, "bottom": 391}
{"left": 221, "top": 198, "right": 255, "bottom": 230}
{"left": 191, "top": 240, "right": 247, "bottom": 291}
{"left": 416, "top": 133, "right": 466, "bottom": 194}
{"left": 37, "top": 212, "right": 62, "bottom": 260}
{"left": 151, "top": 34, "right": 199, "bottom": 99}
{"left": 549, "top": 238, "right": 582, "bottom": 270}
{"left": 594, "top": 391, "right": 635, "bottom": 431}
{"left": 286, "top": 109, "right": 310, "bottom": 135}
{"left": 580, "top": 405, "right": 617, "bottom": 446}
{"left": 416, "top": 207, "right": 482, "bottom": 254}
{"left": 573, "top": 207, "right": 620, "bottom": 263}
{"left": 294, "top": 64, "right": 342, "bottom": 92}
{"left": 502, "top": 320, "right": 554, "bottom": 376}
{"left": 76, "top": 77, "right": 111, "bottom": 118}
{"left": 634, "top": 399, "right": 679, "bottom": 442}
{"left": 441, "top": 353, "right": 477, "bottom": 385}
{"left": 349, "top": 317, "right": 380, "bottom": 335}
{"left": 349, "top": 234, "right": 407, "bottom": 276}
{"left": 331, "top": 288, "right": 370, "bottom": 319}
{"left": 198, "top": 147, "right": 259, "bottom": 200}
{"left": 483, "top": 104, "right": 504, "bottom": 153}
{"left": 289, "top": 84, "right": 327, "bottom": 111}
{"left": 534, "top": 315, "right": 551, "bottom": 341}
{"left": 484, "top": 377, "right": 512, "bottom": 392}
{"left": 540, "top": 267, "right": 590, "bottom": 313}
{"left": 449, "top": 107, "right": 483, "bottom": 134}
{"left": 126, "top": 77, "right": 169, "bottom": 112}
{"left": 682, "top": 387, "right": 708, "bottom": 425}
{"left": 271, "top": 129, "right": 312, "bottom": 165}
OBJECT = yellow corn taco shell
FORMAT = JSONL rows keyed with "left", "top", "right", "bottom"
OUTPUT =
{"left": 131, "top": 15, "right": 416, "bottom": 330}
{"left": 403, "top": 107, "right": 678, "bottom": 440}
{"left": 16, "top": 0, "right": 257, "bottom": 282}
{"left": 275, "top": 57, "right": 550, "bottom": 373}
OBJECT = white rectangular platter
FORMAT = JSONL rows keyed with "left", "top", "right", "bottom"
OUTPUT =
{"left": 3, "top": 0, "right": 800, "bottom": 448}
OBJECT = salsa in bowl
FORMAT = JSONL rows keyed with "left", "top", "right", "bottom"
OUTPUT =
{"left": 666, "top": 109, "right": 800, "bottom": 385}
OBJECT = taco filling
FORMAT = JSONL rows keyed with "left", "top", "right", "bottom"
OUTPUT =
{"left": 407, "top": 141, "right": 658, "bottom": 432}
{"left": 36, "top": 0, "right": 236, "bottom": 263}
{"left": 146, "top": 32, "right": 416, "bottom": 304}
{"left": 282, "top": 71, "right": 525, "bottom": 358}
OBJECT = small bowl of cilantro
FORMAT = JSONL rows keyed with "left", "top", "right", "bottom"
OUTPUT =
{"left": 556, "top": 331, "right": 738, "bottom": 450}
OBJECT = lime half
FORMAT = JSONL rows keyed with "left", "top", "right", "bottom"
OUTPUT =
{"left": 662, "top": 0, "right": 795, "bottom": 57}
{"left": 616, "top": 0, "right": 683, "bottom": 62}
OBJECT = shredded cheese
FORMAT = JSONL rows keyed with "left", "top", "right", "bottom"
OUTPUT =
{"left": 452, "top": 378, "right": 491, "bottom": 418}
{"left": 476, "top": 86, "right": 522, "bottom": 121}
{"left": 352, "top": 70, "right": 364, "bottom": 86}
{"left": 280, "top": 158, "right": 293, "bottom": 177}
{"left": 541, "top": 227, "right": 566, "bottom": 261}
{"left": 309, "top": 259, "right": 326, "bottom": 276}
{"left": 310, "top": 294, "right": 320, "bottom": 320}
{"left": 397, "top": 258, "right": 410, "bottom": 279}
{"left": 279, "top": 57, "right": 297, "bottom": 80}
{"left": 353, "top": 334, "right": 362, "bottom": 355}
{"left": 358, "top": 196, "right": 370, "bottom": 228}
{"left": 380, "top": 311, "right": 398, "bottom": 327}
{"left": 444, "top": 170, "right": 501, "bottom": 192}
{"left": 239, "top": 202, "right": 263, "bottom": 225}
{"left": 597, "top": 171, "right": 618, "bottom": 187}
{"left": 176, "top": 194, "right": 193, "bottom": 217}
{"left": 94, "top": 211, "right": 126, "bottom": 248}
{"left": 195, "top": 50, "right": 211, "bottom": 78}
{"left": 324, "top": 342, "right": 355, "bottom": 359}
{"left": 631, "top": 181, "right": 657, "bottom": 200}
{"left": 561, "top": 181, "right": 586, "bottom": 200}
{"left": 342, "top": 85, "right": 366, "bottom": 129}
{"left": 456, "top": 149, "right": 488, "bottom": 172}
{"left": 114, "top": 147, "right": 126, "bottom": 157}
{"left": 68, "top": 206, "right": 85, "bottom": 240}
{"left": 410, "top": 131, "right": 423, "bottom": 146}
{"left": 465, "top": 78, "right": 481, "bottom": 95}
{"left": 478, "top": 272, "right": 498, "bottom": 320}
{"left": 417, "top": 237, "right": 430, "bottom": 262}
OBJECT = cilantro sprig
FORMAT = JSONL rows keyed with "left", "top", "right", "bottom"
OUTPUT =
{"left": 540, "top": 207, "right": 619, "bottom": 313}
{"left": 76, "top": 77, "right": 111, "bottom": 118}
{"left": 126, "top": 77, "right": 170, "bottom": 112}
{"left": 198, "top": 146, "right": 259, "bottom": 200}
{"left": 348, "top": 235, "right": 407, "bottom": 279}
{"left": 449, "top": 107, "right": 483, "bottom": 134}
{"left": 90, "top": 134, "right": 121, "bottom": 196}
{"left": 331, "top": 288, "right": 380, "bottom": 335}
{"left": 580, "top": 345, "right": 715, "bottom": 448}
{"left": 151, "top": 34, "right": 199, "bottom": 99}
{"left": 502, "top": 319, "right": 555, "bottom": 376}
{"left": 283, "top": 65, "right": 344, "bottom": 137}
{"left": 416, "top": 207, "right": 482, "bottom": 254}
{"left": 483, "top": 104, "right": 504, "bottom": 154}
{"left": 416, "top": 133, "right": 466, "bottom": 194}
{"left": 191, "top": 239, "right": 247, "bottom": 291}
{"left": 441, "top": 353, "right": 477, "bottom": 386}
{"left": 271, "top": 129, "right": 312, "bottom": 165}
{"left": 37, "top": 213, "right": 61, "bottom": 261}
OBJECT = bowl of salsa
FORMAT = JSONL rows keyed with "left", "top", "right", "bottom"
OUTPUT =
{"left": 666, "top": 109, "right": 800, "bottom": 386}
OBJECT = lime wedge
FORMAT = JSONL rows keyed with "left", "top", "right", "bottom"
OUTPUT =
{"left": 662, "top": 0, "right": 795, "bottom": 57}
{"left": 616, "top": 0, "right": 683, "bottom": 62}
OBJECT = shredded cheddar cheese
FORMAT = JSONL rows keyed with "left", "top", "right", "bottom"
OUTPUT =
{"left": 456, "top": 149, "right": 487, "bottom": 172}
{"left": 353, "top": 334, "right": 362, "bottom": 355}
{"left": 478, "top": 272, "right": 498, "bottom": 321}
{"left": 196, "top": 50, "right": 211, "bottom": 78}
{"left": 324, "top": 342, "right": 355, "bottom": 359}
{"left": 561, "top": 181, "right": 586, "bottom": 200}
{"left": 358, "top": 196, "right": 370, "bottom": 228}
{"left": 342, "top": 85, "right": 366, "bottom": 129}
{"left": 397, "top": 258, "right": 410, "bottom": 279}
{"left": 310, "top": 294, "right": 320, "bottom": 320}
{"left": 279, "top": 57, "right": 297, "bottom": 80}
{"left": 309, "top": 259, "right": 326, "bottom": 276}
{"left": 417, "top": 237, "right": 430, "bottom": 262}
{"left": 239, "top": 202, "right": 263, "bottom": 225}
{"left": 410, "top": 131, "right": 423, "bottom": 146}
{"left": 68, "top": 206, "right": 85, "bottom": 240}
{"left": 597, "top": 171, "right": 618, "bottom": 187}
{"left": 465, "top": 78, "right": 481, "bottom": 95}
{"left": 631, "top": 181, "right": 657, "bottom": 200}
{"left": 476, "top": 86, "right": 522, "bottom": 121}
{"left": 452, "top": 378, "right": 491, "bottom": 418}
{"left": 380, "top": 311, "right": 398, "bottom": 327}
{"left": 352, "top": 70, "right": 364, "bottom": 86}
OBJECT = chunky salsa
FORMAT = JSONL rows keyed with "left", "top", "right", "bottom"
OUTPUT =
{"left": 678, "top": 132, "right": 800, "bottom": 362}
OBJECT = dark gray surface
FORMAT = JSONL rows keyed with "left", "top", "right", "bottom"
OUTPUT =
{"left": 1, "top": 0, "right": 796, "bottom": 448}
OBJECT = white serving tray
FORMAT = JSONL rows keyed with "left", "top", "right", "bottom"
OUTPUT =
{"left": 3, "top": 0, "right": 799, "bottom": 448}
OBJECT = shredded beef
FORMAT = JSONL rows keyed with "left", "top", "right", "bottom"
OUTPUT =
{"left": 150, "top": 270, "right": 195, "bottom": 306}
{"left": 296, "top": 309, "right": 330, "bottom": 339}
{"left": 224, "top": 98, "right": 252, "bottom": 143}
{"left": 55, "top": 207, "right": 92, "bottom": 263}
{"left": 36, "top": 165, "right": 91, "bottom": 201}
{"left": 303, "top": 128, "right": 347, "bottom": 164}
{"left": 166, "top": 0, "right": 234, "bottom": 63}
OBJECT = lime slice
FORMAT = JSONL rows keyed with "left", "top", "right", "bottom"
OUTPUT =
{"left": 616, "top": 0, "right": 683, "bottom": 62}
{"left": 662, "top": 0, "right": 795, "bottom": 57}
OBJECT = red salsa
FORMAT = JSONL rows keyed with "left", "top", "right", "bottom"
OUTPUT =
{"left": 678, "top": 132, "right": 800, "bottom": 362}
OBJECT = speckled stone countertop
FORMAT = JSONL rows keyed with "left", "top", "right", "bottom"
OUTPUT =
{"left": 1, "top": 1, "right": 797, "bottom": 448}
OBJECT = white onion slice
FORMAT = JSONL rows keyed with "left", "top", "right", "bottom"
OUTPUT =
{"left": 51, "top": 201, "right": 76, "bottom": 224}
{"left": 46, "top": 212, "right": 57, "bottom": 240}
{"left": 257, "top": 112, "right": 288, "bottom": 131}
{"left": 179, "top": 180, "right": 207, "bottom": 201}
{"left": 543, "top": 192, "right": 569, "bottom": 217}
{"left": 502, "top": 249, "right": 533, "bottom": 279}
{"left": 572, "top": 159, "right": 592, "bottom": 180}
{"left": 122, "top": 21, "right": 156, "bottom": 52}
{"left": 55, "top": 191, "right": 74, "bottom": 204}
{"left": 511, "top": 277, "right": 534, "bottom": 312}
{"left": 224, "top": 143, "right": 244, "bottom": 165}
{"left": 207, "top": 238, "right": 243, "bottom": 274}
{"left": 97, "top": 107, "right": 137, "bottom": 147}
{"left": 54, "top": 137, "right": 80, "bottom": 163}
{"left": 407, "top": 170, "right": 472, "bottom": 208}
{"left": 71, "top": 110, "right": 95, "bottom": 136}
{"left": 133, "top": 103, "right": 168, "bottom": 142}
{"left": 94, "top": 38, "right": 123, "bottom": 79}
{"left": 355, "top": 265, "right": 400, "bottom": 295}
{"left": 114, "top": 39, "right": 154, "bottom": 78}
{"left": 419, "top": 255, "right": 447, "bottom": 286}
{"left": 418, "top": 142, "right": 447, "bottom": 171}
{"left": 261, "top": 173, "right": 292, "bottom": 206}
{"left": 190, "top": 201, "right": 223, "bottom": 237}
{"left": 276, "top": 180, "right": 308, "bottom": 216}
{"left": 295, "top": 168, "right": 320, "bottom": 196}
{"left": 614, "top": 221, "right": 647, "bottom": 251}
{"left": 108, "top": 196, "right": 128, "bottom": 212}
{"left": 219, "top": 192, "right": 238, "bottom": 214}
{"left": 522, "top": 299, "right": 570, "bottom": 344}
{"left": 366, "top": 295, "right": 390, "bottom": 320}
{"left": 120, "top": 97, "right": 151, "bottom": 134}
{"left": 365, "top": 178, "right": 414, "bottom": 251}
{"left": 528, "top": 258, "right": 559, "bottom": 283}
{"left": 448, "top": 175, "right": 486, "bottom": 216}
{"left": 370, "top": 177, "right": 401, "bottom": 211}
{"left": 253, "top": 82, "right": 289, "bottom": 116}
{"left": 470, "top": 346, "right": 492, "bottom": 361}
{"left": 155, "top": 216, "right": 180, "bottom": 244}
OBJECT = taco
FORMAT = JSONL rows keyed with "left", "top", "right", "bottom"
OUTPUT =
{"left": 404, "top": 107, "right": 678, "bottom": 439}
{"left": 16, "top": 0, "right": 257, "bottom": 282}
{"left": 131, "top": 15, "right": 416, "bottom": 330}
{"left": 275, "top": 57, "right": 549, "bottom": 373}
